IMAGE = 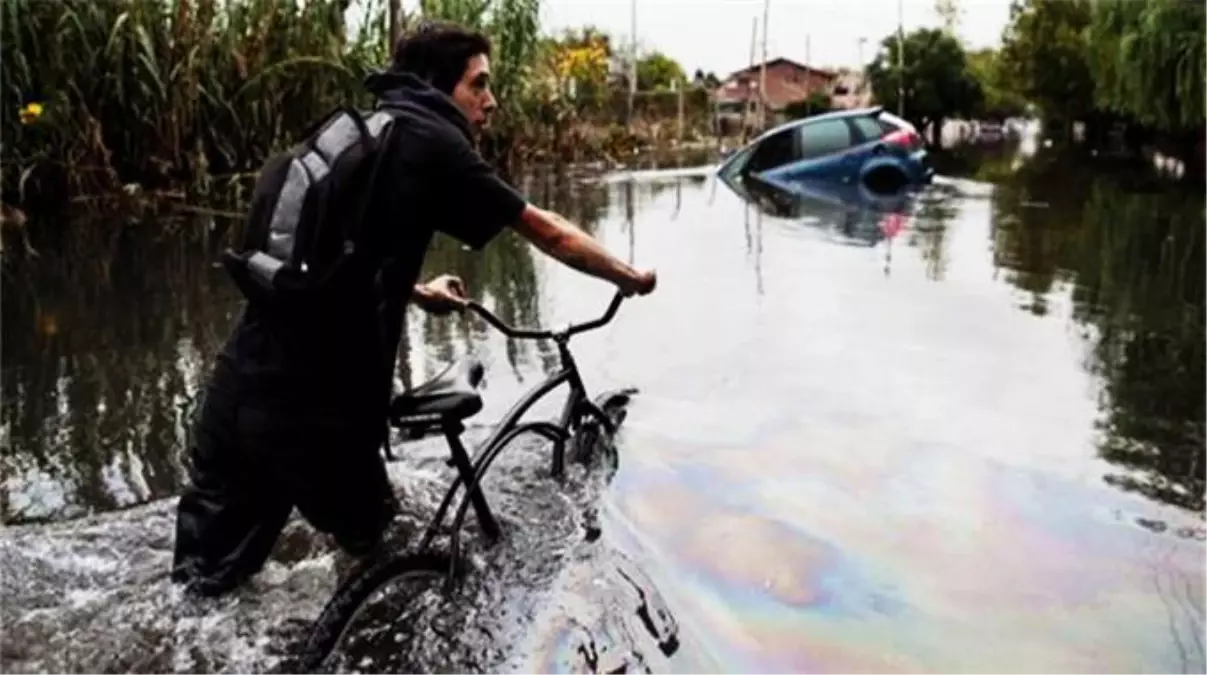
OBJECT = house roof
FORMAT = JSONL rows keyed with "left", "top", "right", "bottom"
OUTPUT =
{"left": 724, "top": 57, "right": 838, "bottom": 81}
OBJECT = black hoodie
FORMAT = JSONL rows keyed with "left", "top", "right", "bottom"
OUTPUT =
{"left": 364, "top": 70, "right": 475, "bottom": 142}
{"left": 211, "top": 69, "right": 527, "bottom": 416}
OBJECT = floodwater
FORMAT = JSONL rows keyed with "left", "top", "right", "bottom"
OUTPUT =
{"left": 2, "top": 140, "right": 1204, "bottom": 674}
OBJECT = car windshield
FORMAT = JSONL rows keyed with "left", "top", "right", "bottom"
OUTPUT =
{"left": 718, "top": 142, "right": 758, "bottom": 184}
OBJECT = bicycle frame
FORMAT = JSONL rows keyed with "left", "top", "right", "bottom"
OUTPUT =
{"left": 403, "top": 291, "right": 629, "bottom": 579}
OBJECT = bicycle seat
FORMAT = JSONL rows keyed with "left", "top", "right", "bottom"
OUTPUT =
{"left": 390, "top": 357, "right": 485, "bottom": 425}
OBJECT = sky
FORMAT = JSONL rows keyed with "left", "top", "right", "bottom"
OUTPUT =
{"left": 538, "top": 0, "right": 1014, "bottom": 75}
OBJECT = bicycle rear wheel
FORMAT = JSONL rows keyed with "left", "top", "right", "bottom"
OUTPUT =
{"left": 297, "top": 551, "right": 455, "bottom": 673}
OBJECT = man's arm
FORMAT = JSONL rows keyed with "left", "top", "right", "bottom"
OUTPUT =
{"left": 427, "top": 132, "right": 654, "bottom": 296}
{"left": 511, "top": 205, "right": 656, "bottom": 295}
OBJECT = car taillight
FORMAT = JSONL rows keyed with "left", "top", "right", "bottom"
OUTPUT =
{"left": 884, "top": 129, "right": 921, "bottom": 150}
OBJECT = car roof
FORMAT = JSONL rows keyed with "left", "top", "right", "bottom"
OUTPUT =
{"left": 748, "top": 106, "right": 884, "bottom": 143}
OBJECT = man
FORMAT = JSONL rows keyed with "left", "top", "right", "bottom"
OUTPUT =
{"left": 171, "top": 21, "right": 656, "bottom": 597}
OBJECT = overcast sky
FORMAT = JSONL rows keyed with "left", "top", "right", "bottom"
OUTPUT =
{"left": 539, "top": 0, "right": 1013, "bottom": 75}
{"left": 362, "top": 1, "right": 1014, "bottom": 76}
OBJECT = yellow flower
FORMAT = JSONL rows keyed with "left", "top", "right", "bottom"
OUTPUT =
{"left": 19, "top": 102, "right": 43, "bottom": 125}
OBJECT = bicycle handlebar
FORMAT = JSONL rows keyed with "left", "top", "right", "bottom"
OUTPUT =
{"left": 466, "top": 290, "right": 626, "bottom": 340}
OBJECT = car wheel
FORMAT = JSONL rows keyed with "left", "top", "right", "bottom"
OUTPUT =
{"left": 862, "top": 165, "right": 908, "bottom": 193}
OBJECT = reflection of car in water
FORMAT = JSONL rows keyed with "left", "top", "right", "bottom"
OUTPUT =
{"left": 717, "top": 106, "right": 934, "bottom": 193}
{"left": 719, "top": 164, "right": 914, "bottom": 248}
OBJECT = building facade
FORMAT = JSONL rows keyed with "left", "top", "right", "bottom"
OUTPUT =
{"left": 712, "top": 58, "right": 839, "bottom": 133}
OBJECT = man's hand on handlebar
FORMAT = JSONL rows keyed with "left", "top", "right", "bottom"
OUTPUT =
{"left": 618, "top": 269, "right": 657, "bottom": 297}
{"left": 413, "top": 274, "right": 469, "bottom": 315}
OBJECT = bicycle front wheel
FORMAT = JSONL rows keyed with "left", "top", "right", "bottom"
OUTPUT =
{"left": 569, "top": 388, "right": 635, "bottom": 471}
{"left": 297, "top": 551, "right": 453, "bottom": 673}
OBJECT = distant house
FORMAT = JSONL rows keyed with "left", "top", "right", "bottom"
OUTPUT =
{"left": 712, "top": 57, "right": 838, "bottom": 132}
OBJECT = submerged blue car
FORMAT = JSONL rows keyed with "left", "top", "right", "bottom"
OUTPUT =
{"left": 718, "top": 163, "right": 914, "bottom": 248}
{"left": 718, "top": 106, "right": 933, "bottom": 192}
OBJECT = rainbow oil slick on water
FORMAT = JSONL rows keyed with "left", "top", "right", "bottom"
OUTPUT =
{"left": 596, "top": 437, "right": 1200, "bottom": 673}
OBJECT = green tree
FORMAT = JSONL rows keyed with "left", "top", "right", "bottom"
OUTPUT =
{"left": 636, "top": 51, "right": 686, "bottom": 91}
{"left": 998, "top": 0, "right": 1095, "bottom": 132}
{"left": 966, "top": 48, "right": 1028, "bottom": 120}
{"left": 865, "top": 27, "right": 982, "bottom": 135}
{"left": 1086, "top": 0, "right": 1205, "bottom": 133}
{"left": 1085, "top": 0, "right": 1204, "bottom": 145}
{"left": 692, "top": 69, "right": 721, "bottom": 89}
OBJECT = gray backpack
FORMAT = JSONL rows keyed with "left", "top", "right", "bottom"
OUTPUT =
{"left": 221, "top": 106, "right": 403, "bottom": 312}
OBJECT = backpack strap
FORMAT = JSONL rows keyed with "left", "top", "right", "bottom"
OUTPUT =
{"left": 338, "top": 106, "right": 407, "bottom": 460}
{"left": 340, "top": 106, "right": 405, "bottom": 260}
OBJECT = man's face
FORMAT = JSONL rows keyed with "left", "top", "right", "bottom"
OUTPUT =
{"left": 451, "top": 53, "right": 497, "bottom": 129}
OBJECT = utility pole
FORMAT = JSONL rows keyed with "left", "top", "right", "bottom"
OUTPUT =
{"left": 897, "top": 0, "right": 905, "bottom": 118}
{"left": 627, "top": 0, "right": 637, "bottom": 126}
{"left": 857, "top": 36, "right": 868, "bottom": 103}
{"left": 760, "top": 0, "right": 770, "bottom": 129}
{"left": 748, "top": 18, "right": 758, "bottom": 72}
{"left": 744, "top": 17, "right": 757, "bottom": 142}
{"left": 805, "top": 34, "right": 811, "bottom": 115}
{"left": 675, "top": 80, "right": 685, "bottom": 142}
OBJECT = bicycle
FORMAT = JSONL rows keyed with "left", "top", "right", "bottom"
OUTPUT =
{"left": 297, "top": 290, "right": 635, "bottom": 672}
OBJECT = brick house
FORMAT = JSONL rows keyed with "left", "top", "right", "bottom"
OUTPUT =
{"left": 712, "top": 57, "right": 838, "bottom": 133}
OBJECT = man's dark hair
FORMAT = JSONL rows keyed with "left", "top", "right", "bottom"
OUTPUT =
{"left": 391, "top": 21, "right": 492, "bottom": 94}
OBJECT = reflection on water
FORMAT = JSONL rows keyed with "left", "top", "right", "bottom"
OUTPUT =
{"left": 718, "top": 154, "right": 1205, "bottom": 518}
{"left": 0, "top": 168, "right": 610, "bottom": 525}
{"left": 1, "top": 226, "right": 240, "bottom": 523}
{"left": 988, "top": 150, "right": 1205, "bottom": 512}
{"left": 2, "top": 144, "right": 1204, "bottom": 673}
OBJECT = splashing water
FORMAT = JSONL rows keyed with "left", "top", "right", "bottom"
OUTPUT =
{"left": 2, "top": 428, "right": 681, "bottom": 674}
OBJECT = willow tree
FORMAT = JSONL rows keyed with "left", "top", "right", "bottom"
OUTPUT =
{"left": 1085, "top": 0, "right": 1205, "bottom": 169}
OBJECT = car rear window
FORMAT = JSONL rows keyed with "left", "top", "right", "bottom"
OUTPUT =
{"left": 851, "top": 117, "right": 886, "bottom": 142}
{"left": 877, "top": 111, "right": 914, "bottom": 132}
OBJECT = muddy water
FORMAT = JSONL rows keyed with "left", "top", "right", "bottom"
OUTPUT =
{"left": 2, "top": 143, "right": 1204, "bottom": 673}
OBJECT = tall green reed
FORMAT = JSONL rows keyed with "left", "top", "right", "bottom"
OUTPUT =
{"left": 1, "top": 0, "right": 701, "bottom": 221}
{"left": 2, "top": 0, "right": 389, "bottom": 205}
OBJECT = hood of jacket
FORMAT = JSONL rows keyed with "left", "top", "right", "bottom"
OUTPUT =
{"left": 363, "top": 69, "right": 474, "bottom": 142}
